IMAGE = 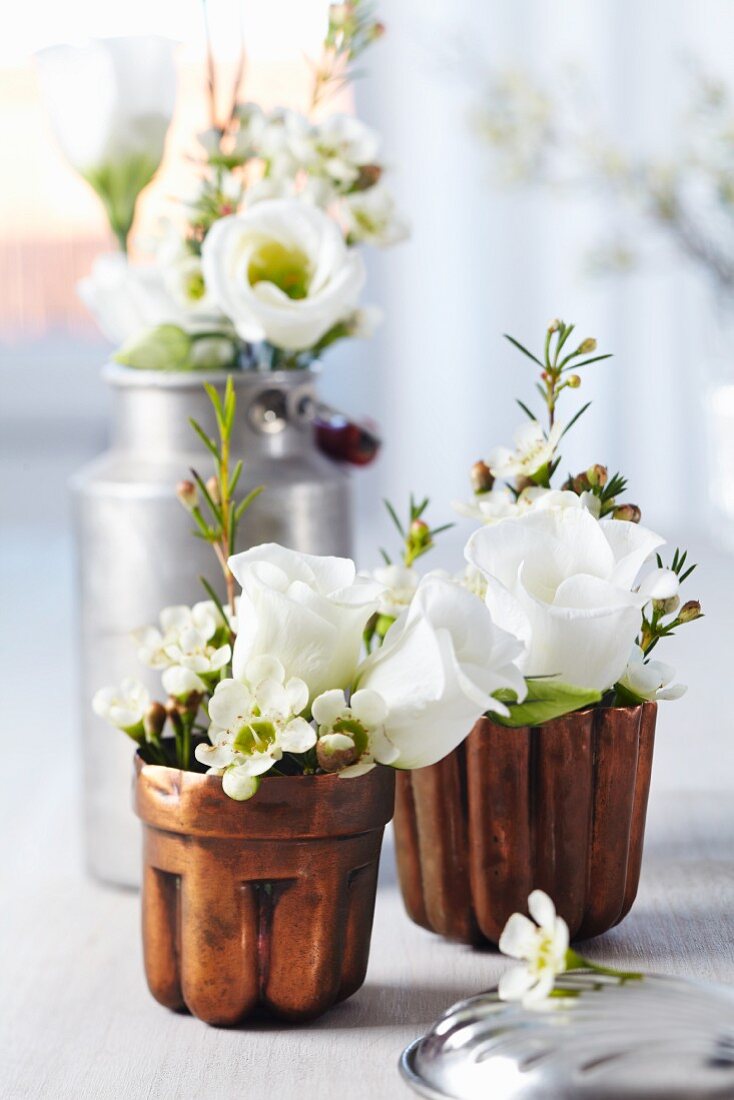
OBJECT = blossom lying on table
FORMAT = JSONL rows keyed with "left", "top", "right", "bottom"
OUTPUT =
{"left": 497, "top": 889, "right": 641, "bottom": 1007}
{"left": 370, "top": 318, "right": 702, "bottom": 726}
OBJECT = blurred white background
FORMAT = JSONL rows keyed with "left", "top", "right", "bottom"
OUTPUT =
{"left": 2, "top": 0, "right": 732, "bottom": 818}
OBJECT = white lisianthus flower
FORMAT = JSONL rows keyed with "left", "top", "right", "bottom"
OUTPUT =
{"left": 202, "top": 199, "right": 366, "bottom": 351}
{"left": 618, "top": 645, "right": 687, "bottom": 701}
{"left": 313, "top": 688, "right": 397, "bottom": 777}
{"left": 195, "top": 656, "right": 315, "bottom": 800}
{"left": 489, "top": 420, "right": 564, "bottom": 480}
{"left": 228, "top": 544, "right": 382, "bottom": 701}
{"left": 498, "top": 890, "right": 570, "bottom": 1006}
{"left": 36, "top": 37, "right": 176, "bottom": 246}
{"left": 77, "top": 253, "right": 181, "bottom": 345}
{"left": 372, "top": 563, "right": 420, "bottom": 618}
{"left": 341, "top": 185, "right": 409, "bottom": 247}
{"left": 355, "top": 576, "right": 527, "bottom": 769}
{"left": 93, "top": 678, "right": 150, "bottom": 736}
{"left": 466, "top": 506, "right": 666, "bottom": 692}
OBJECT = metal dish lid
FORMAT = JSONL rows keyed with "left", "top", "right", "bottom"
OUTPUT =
{"left": 400, "top": 972, "right": 734, "bottom": 1099}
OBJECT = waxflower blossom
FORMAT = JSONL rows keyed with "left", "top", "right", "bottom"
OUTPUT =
{"left": 618, "top": 645, "right": 686, "bottom": 702}
{"left": 312, "top": 688, "right": 397, "bottom": 777}
{"left": 498, "top": 890, "right": 570, "bottom": 1005}
{"left": 489, "top": 420, "right": 564, "bottom": 481}
{"left": 93, "top": 679, "right": 150, "bottom": 738}
{"left": 195, "top": 657, "right": 316, "bottom": 800}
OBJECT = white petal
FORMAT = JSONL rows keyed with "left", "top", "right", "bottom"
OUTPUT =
{"left": 312, "top": 689, "right": 348, "bottom": 727}
{"left": 528, "top": 889, "right": 557, "bottom": 932}
{"left": 279, "top": 717, "right": 316, "bottom": 753}
{"left": 194, "top": 743, "right": 234, "bottom": 769}
{"left": 285, "top": 677, "right": 309, "bottom": 716}
{"left": 658, "top": 683, "right": 687, "bottom": 700}
{"left": 246, "top": 655, "right": 285, "bottom": 686}
{"left": 350, "top": 689, "right": 388, "bottom": 727}
{"left": 162, "top": 666, "right": 207, "bottom": 698}
{"left": 523, "top": 970, "right": 556, "bottom": 1005}
{"left": 337, "top": 762, "right": 376, "bottom": 779}
{"left": 498, "top": 913, "right": 537, "bottom": 959}
{"left": 255, "top": 678, "right": 290, "bottom": 718}
{"left": 637, "top": 568, "right": 679, "bottom": 601}
{"left": 498, "top": 964, "right": 535, "bottom": 1001}
{"left": 208, "top": 679, "right": 252, "bottom": 728}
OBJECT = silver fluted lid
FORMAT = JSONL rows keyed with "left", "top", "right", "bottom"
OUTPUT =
{"left": 400, "top": 972, "right": 734, "bottom": 1099}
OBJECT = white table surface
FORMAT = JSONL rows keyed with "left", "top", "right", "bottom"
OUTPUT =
{"left": 2, "top": 534, "right": 734, "bottom": 1099}
{"left": 2, "top": 787, "right": 733, "bottom": 1100}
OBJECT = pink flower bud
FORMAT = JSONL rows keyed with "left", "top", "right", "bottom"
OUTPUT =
{"left": 176, "top": 479, "right": 198, "bottom": 512}
{"left": 470, "top": 460, "right": 494, "bottom": 494}
{"left": 678, "top": 599, "right": 702, "bottom": 623}
{"left": 613, "top": 503, "right": 641, "bottom": 523}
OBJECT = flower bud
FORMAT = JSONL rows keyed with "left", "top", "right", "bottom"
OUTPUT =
{"left": 567, "top": 374, "right": 581, "bottom": 388}
{"left": 206, "top": 476, "right": 221, "bottom": 504}
{"left": 143, "top": 702, "right": 167, "bottom": 742}
{"left": 166, "top": 692, "right": 203, "bottom": 717}
{"left": 470, "top": 460, "right": 494, "bottom": 494}
{"left": 563, "top": 471, "right": 591, "bottom": 494}
{"left": 368, "top": 21, "right": 386, "bottom": 41}
{"left": 408, "top": 518, "right": 431, "bottom": 550}
{"left": 578, "top": 337, "right": 597, "bottom": 354}
{"left": 678, "top": 599, "right": 703, "bottom": 623}
{"left": 316, "top": 733, "right": 359, "bottom": 773}
{"left": 354, "top": 164, "right": 383, "bottom": 191}
{"left": 176, "top": 480, "right": 198, "bottom": 512}
{"left": 586, "top": 464, "right": 608, "bottom": 489}
{"left": 547, "top": 318, "right": 561, "bottom": 334}
{"left": 613, "top": 503, "right": 641, "bottom": 523}
{"left": 654, "top": 594, "right": 680, "bottom": 616}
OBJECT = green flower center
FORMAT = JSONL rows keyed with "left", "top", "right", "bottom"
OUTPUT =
{"left": 248, "top": 241, "right": 312, "bottom": 300}
{"left": 185, "top": 270, "right": 206, "bottom": 301}
{"left": 233, "top": 718, "right": 277, "bottom": 754}
{"left": 333, "top": 716, "right": 369, "bottom": 757}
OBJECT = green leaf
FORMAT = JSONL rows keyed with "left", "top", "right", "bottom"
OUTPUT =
{"left": 235, "top": 484, "right": 264, "bottom": 521}
{"left": 559, "top": 401, "right": 591, "bottom": 440}
{"left": 189, "top": 417, "right": 219, "bottom": 459}
{"left": 229, "top": 459, "right": 243, "bottom": 496}
{"left": 567, "top": 353, "right": 613, "bottom": 370}
{"left": 516, "top": 399, "right": 537, "bottom": 421}
{"left": 490, "top": 679, "right": 602, "bottom": 728}
{"left": 199, "top": 576, "right": 229, "bottom": 629}
{"left": 383, "top": 498, "right": 405, "bottom": 538}
{"left": 503, "top": 333, "right": 544, "bottom": 367}
{"left": 554, "top": 323, "right": 575, "bottom": 357}
{"left": 191, "top": 468, "right": 223, "bottom": 525}
{"left": 379, "top": 547, "right": 391, "bottom": 565}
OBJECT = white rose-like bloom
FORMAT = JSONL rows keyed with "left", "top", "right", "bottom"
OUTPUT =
{"left": 498, "top": 890, "right": 570, "bottom": 1006}
{"left": 228, "top": 544, "right": 382, "bottom": 701}
{"left": 355, "top": 576, "right": 527, "bottom": 769}
{"left": 78, "top": 253, "right": 180, "bottom": 344}
{"left": 466, "top": 506, "right": 666, "bottom": 692}
{"left": 202, "top": 199, "right": 366, "bottom": 351}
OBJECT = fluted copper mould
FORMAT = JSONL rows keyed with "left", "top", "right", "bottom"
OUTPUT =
{"left": 135, "top": 758, "right": 395, "bottom": 1024}
{"left": 394, "top": 702, "right": 657, "bottom": 945}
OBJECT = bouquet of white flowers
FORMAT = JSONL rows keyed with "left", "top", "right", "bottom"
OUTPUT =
{"left": 39, "top": 4, "right": 406, "bottom": 374}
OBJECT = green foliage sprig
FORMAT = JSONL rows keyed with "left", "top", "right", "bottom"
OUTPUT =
{"left": 380, "top": 495, "right": 453, "bottom": 568}
{"left": 178, "top": 376, "right": 264, "bottom": 618}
